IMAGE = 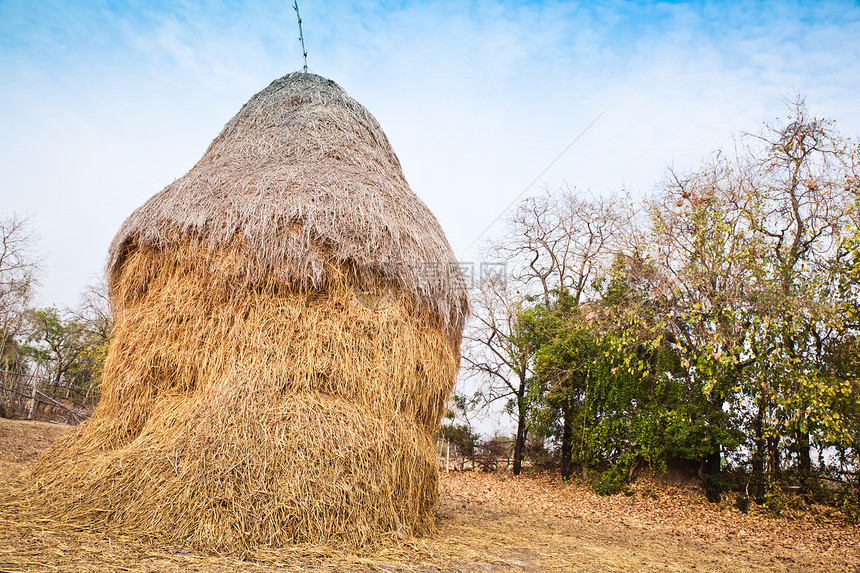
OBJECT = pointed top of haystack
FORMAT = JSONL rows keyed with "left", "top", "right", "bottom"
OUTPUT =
{"left": 109, "top": 72, "right": 468, "bottom": 334}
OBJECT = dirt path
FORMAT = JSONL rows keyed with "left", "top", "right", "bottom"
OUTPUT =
{"left": 0, "top": 418, "right": 856, "bottom": 572}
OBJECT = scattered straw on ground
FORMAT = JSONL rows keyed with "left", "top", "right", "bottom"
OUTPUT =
{"left": 2, "top": 419, "right": 857, "bottom": 572}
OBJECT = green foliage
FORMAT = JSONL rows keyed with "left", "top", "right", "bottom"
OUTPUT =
{"left": 763, "top": 482, "right": 789, "bottom": 516}
{"left": 439, "top": 422, "right": 480, "bottom": 458}
{"left": 516, "top": 278, "right": 733, "bottom": 487}
{"left": 592, "top": 467, "right": 631, "bottom": 496}
{"left": 23, "top": 306, "right": 108, "bottom": 404}
{"left": 0, "top": 330, "right": 26, "bottom": 373}
{"left": 835, "top": 486, "right": 860, "bottom": 524}
{"left": 465, "top": 101, "right": 859, "bottom": 508}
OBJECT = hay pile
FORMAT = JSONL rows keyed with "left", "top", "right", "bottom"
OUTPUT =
{"left": 32, "top": 73, "right": 468, "bottom": 550}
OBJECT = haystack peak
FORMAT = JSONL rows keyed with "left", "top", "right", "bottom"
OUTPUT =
{"left": 109, "top": 72, "right": 468, "bottom": 333}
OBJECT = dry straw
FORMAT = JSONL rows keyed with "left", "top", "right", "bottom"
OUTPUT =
{"left": 32, "top": 73, "right": 468, "bottom": 550}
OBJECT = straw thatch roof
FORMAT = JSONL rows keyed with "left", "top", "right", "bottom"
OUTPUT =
{"left": 108, "top": 72, "right": 467, "bottom": 334}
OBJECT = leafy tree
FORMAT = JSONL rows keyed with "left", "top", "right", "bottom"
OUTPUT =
{"left": 24, "top": 307, "right": 87, "bottom": 396}
{"left": 466, "top": 100, "right": 860, "bottom": 508}
{"left": 438, "top": 422, "right": 481, "bottom": 470}
{"left": 731, "top": 99, "right": 859, "bottom": 498}
{"left": 629, "top": 98, "right": 860, "bottom": 501}
{"left": 646, "top": 157, "right": 764, "bottom": 500}
{"left": 820, "top": 188, "right": 860, "bottom": 506}
{"left": 519, "top": 258, "right": 721, "bottom": 491}
{"left": 68, "top": 278, "right": 113, "bottom": 404}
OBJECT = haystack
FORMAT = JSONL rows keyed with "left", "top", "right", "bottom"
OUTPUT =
{"left": 32, "top": 73, "right": 468, "bottom": 550}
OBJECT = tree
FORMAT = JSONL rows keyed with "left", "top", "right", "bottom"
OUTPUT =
{"left": 698, "top": 99, "right": 858, "bottom": 500}
{"left": 641, "top": 97, "right": 860, "bottom": 501}
{"left": 820, "top": 177, "right": 860, "bottom": 504}
{"left": 493, "top": 187, "right": 625, "bottom": 308}
{"left": 24, "top": 308, "right": 87, "bottom": 399}
{"left": 519, "top": 254, "right": 701, "bottom": 489}
{"left": 463, "top": 272, "right": 534, "bottom": 475}
{"left": 465, "top": 100, "right": 860, "bottom": 507}
{"left": 0, "top": 214, "right": 41, "bottom": 372}
{"left": 68, "top": 278, "right": 113, "bottom": 403}
{"left": 516, "top": 287, "right": 587, "bottom": 479}
{"left": 465, "top": 188, "right": 625, "bottom": 475}
{"left": 645, "top": 160, "right": 764, "bottom": 500}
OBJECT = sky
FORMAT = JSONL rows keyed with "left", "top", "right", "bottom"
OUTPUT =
{"left": 3, "top": 0, "right": 859, "bottom": 435}
{"left": 3, "top": 0, "right": 860, "bottom": 311}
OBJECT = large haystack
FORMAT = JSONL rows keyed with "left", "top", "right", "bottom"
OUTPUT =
{"left": 33, "top": 73, "right": 468, "bottom": 550}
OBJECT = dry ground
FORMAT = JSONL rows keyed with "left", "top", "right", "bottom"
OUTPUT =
{"left": 0, "top": 418, "right": 856, "bottom": 572}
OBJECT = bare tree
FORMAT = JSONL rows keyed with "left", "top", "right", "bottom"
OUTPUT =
{"left": 69, "top": 277, "right": 114, "bottom": 404}
{"left": 464, "top": 187, "right": 627, "bottom": 474}
{"left": 73, "top": 276, "right": 114, "bottom": 347}
{"left": 463, "top": 271, "right": 535, "bottom": 475}
{"left": 492, "top": 187, "right": 627, "bottom": 307}
{"left": 0, "top": 214, "right": 41, "bottom": 371}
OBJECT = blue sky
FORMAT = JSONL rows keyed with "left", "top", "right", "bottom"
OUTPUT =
{"left": 2, "top": 0, "right": 860, "bottom": 315}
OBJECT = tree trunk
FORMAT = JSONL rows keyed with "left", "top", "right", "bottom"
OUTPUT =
{"left": 512, "top": 419, "right": 526, "bottom": 475}
{"left": 513, "top": 412, "right": 526, "bottom": 476}
{"left": 704, "top": 447, "right": 721, "bottom": 503}
{"left": 767, "top": 435, "right": 781, "bottom": 484}
{"left": 560, "top": 404, "right": 573, "bottom": 479}
{"left": 752, "top": 403, "right": 766, "bottom": 503}
{"left": 512, "top": 370, "right": 529, "bottom": 476}
{"left": 797, "top": 428, "right": 811, "bottom": 495}
{"left": 704, "top": 394, "right": 726, "bottom": 503}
